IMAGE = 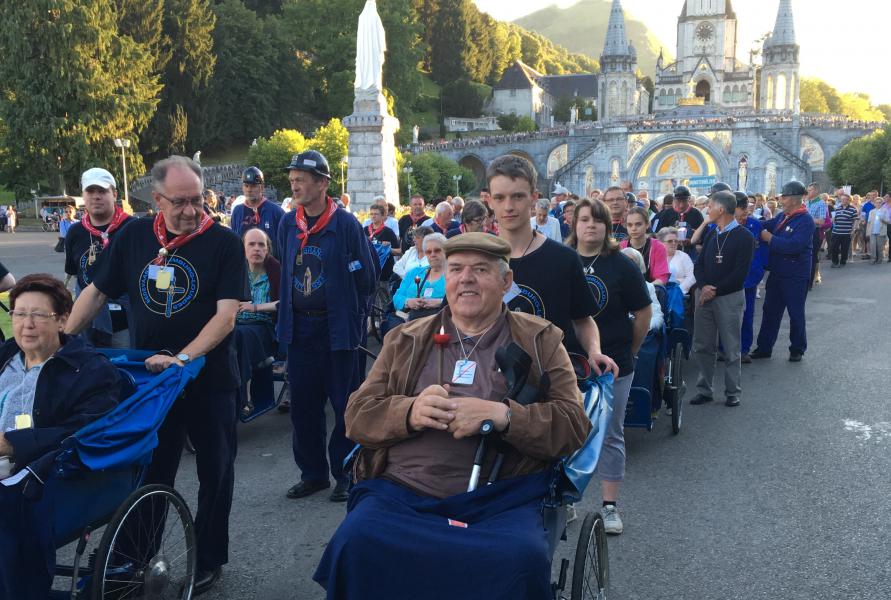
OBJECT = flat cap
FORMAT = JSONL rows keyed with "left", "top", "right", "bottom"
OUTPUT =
{"left": 780, "top": 181, "right": 807, "bottom": 197}
{"left": 444, "top": 232, "right": 511, "bottom": 263}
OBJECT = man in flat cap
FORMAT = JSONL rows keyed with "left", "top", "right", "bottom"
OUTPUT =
{"left": 751, "top": 181, "right": 816, "bottom": 362}
{"left": 315, "top": 232, "right": 590, "bottom": 599}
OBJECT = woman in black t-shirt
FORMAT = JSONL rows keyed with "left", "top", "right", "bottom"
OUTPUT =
{"left": 566, "top": 198, "right": 652, "bottom": 535}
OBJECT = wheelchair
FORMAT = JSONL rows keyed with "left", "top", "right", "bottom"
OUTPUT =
{"left": 41, "top": 349, "right": 203, "bottom": 598}
{"left": 624, "top": 282, "right": 691, "bottom": 435}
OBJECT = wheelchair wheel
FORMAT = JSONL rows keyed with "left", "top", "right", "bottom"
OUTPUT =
{"left": 669, "top": 341, "right": 685, "bottom": 435}
{"left": 570, "top": 511, "right": 609, "bottom": 600}
{"left": 92, "top": 484, "right": 196, "bottom": 600}
{"left": 369, "top": 285, "right": 391, "bottom": 344}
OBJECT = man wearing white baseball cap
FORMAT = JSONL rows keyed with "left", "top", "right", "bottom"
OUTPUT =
{"left": 64, "top": 167, "right": 134, "bottom": 347}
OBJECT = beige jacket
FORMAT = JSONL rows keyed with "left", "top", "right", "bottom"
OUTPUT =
{"left": 345, "top": 309, "right": 591, "bottom": 483}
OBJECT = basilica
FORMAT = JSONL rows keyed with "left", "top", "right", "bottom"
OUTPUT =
{"left": 445, "top": 0, "right": 878, "bottom": 198}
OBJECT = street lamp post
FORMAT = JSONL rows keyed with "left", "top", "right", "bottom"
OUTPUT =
{"left": 340, "top": 156, "right": 348, "bottom": 196}
{"left": 452, "top": 174, "right": 462, "bottom": 196}
{"left": 113, "top": 138, "right": 131, "bottom": 206}
{"left": 402, "top": 163, "right": 413, "bottom": 200}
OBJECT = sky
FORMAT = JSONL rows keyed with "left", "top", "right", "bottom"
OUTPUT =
{"left": 474, "top": 0, "right": 891, "bottom": 106}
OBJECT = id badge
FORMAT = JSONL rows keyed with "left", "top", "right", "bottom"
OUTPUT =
{"left": 155, "top": 267, "right": 173, "bottom": 290}
{"left": 677, "top": 221, "right": 687, "bottom": 241}
{"left": 452, "top": 360, "right": 477, "bottom": 385}
{"left": 14, "top": 414, "right": 32, "bottom": 430}
{"left": 148, "top": 265, "right": 161, "bottom": 279}
{"left": 423, "top": 287, "right": 434, "bottom": 298}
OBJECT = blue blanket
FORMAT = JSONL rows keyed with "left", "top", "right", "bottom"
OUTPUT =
{"left": 315, "top": 469, "right": 554, "bottom": 600}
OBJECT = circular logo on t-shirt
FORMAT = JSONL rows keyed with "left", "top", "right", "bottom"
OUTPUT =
{"left": 584, "top": 274, "right": 608, "bottom": 318}
{"left": 507, "top": 284, "right": 546, "bottom": 318}
{"left": 77, "top": 241, "right": 104, "bottom": 288}
{"left": 138, "top": 255, "right": 200, "bottom": 317}
{"left": 293, "top": 245, "right": 326, "bottom": 296}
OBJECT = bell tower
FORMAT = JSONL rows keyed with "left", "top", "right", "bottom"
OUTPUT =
{"left": 760, "top": 0, "right": 800, "bottom": 112}
{"left": 598, "top": 0, "right": 640, "bottom": 121}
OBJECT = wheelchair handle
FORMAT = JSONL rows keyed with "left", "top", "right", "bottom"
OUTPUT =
{"left": 467, "top": 419, "right": 494, "bottom": 492}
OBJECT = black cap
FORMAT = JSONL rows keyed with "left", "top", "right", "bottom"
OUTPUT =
{"left": 733, "top": 191, "right": 749, "bottom": 209}
{"left": 709, "top": 182, "right": 732, "bottom": 196}
{"left": 624, "top": 192, "right": 637, "bottom": 204}
{"left": 242, "top": 166, "right": 264, "bottom": 184}
{"left": 284, "top": 150, "right": 331, "bottom": 179}
{"left": 779, "top": 181, "right": 807, "bottom": 197}
{"left": 673, "top": 185, "right": 691, "bottom": 200}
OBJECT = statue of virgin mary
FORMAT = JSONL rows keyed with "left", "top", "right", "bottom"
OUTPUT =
{"left": 355, "top": 0, "right": 387, "bottom": 92}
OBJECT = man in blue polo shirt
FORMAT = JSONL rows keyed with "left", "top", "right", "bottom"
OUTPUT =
{"left": 276, "top": 150, "right": 377, "bottom": 503}
{"left": 751, "top": 181, "right": 816, "bottom": 363}
{"left": 231, "top": 166, "right": 285, "bottom": 252}
{"left": 804, "top": 182, "right": 827, "bottom": 288}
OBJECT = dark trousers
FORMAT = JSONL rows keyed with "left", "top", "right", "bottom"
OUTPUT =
{"left": 740, "top": 286, "right": 757, "bottom": 355}
{"left": 0, "top": 483, "right": 55, "bottom": 599}
{"left": 756, "top": 273, "right": 809, "bottom": 355}
{"left": 144, "top": 387, "right": 237, "bottom": 571}
{"left": 288, "top": 316, "right": 360, "bottom": 483}
{"left": 829, "top": 234, "right": 852, "bottom": 265}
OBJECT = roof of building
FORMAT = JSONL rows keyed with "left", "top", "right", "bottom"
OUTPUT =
{"left": 602, "top": 0, "right": 634, "bottom": 59}
{"left": 764, "top": 0, "right": 796, "bottom": 48}
{"left": 540, "top": 74, "right": 599, "bottom": 99}
{"left": 493, "top": 61, "right": 544, "bottom": 91}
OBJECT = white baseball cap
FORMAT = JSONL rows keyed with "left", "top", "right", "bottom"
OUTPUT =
{"left": 81, "top": 168, "right": 117, "bottom": 190}
{"left": 552, "top": 184, "right": 570, "bottom": 196}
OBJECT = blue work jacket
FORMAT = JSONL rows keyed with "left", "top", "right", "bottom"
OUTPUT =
{"left": 742, "top": 217, "right": 769, "bottom": 289}
{"left": 275, "top": 205, "right": 377, "bottom": 350}
{"left": 762, "top": 211, "right": 815, "bottom": 279}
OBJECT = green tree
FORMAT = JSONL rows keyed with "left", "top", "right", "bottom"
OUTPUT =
{"left": 520, "top": 33, "right": 544, "bottom": 72}
{"left": 516, "top": 116, "right": 537, "bottom": 133}
{"left": 799, "top": 79, "right": 830, "bottom": 113}
{"left": 497, "top": 114, "right": 520, "bottom": 132}
{"left": 553, "top": 96, "right": 576, "bottom": 123}
{"left": 307, "top": 119, "right": 350, "bottom": 197}
{"left": 247, "top": 129, "right": 307, "bottom": 195}
{"left": 142, "top": 0, "right": 216, "bottom": 157}
{"left": 826, "top": 127, "right": 890, "bottom": 193}
{"left": 441, "top": 80, "right": 492, "bottom": 118}
{"left": 839, "top": 93, "right": 886, "bottom": 122}
{"left": 0, "top": 0, "right": 160, "bottom": 195}
{"left": 408, "top": 152, "right": 474, "bottom": 199}
{"left": 429, "top": 0, "right": 473, "bottom": 84}
{"left": 379, "top": 0, "right": 424, "bottom": 120}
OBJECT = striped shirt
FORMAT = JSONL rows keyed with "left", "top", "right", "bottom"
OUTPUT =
{"left": 807, "top": 198, "right": 828, "bottom": 222}
{"left": 831, "top": 205, "right": 859, "bottom": 235}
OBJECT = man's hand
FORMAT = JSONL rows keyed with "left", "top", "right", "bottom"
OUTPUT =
{"left": 145, "top": 354, "right": 185, "bottom": 374}
{"left": 408, "top": 385, "right": 456, "bottom": 432}
{"left": 448, "top": 397, "right": 509, "bottom": 438}
{"left": 0, "top": 432, "right": 12, "bottom": 456}
{"left": 760, "top": 229, "right": 772, "bottom": 243}
{"left": 589, "top": 352, "right": 619, "bottom": 378}
{"left": 699, "top": 285, "right": 717, "bottom": 305}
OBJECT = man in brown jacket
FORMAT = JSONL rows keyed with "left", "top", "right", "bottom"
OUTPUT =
{"left": 314, "top": 233, "right": 591, "bottom": 599}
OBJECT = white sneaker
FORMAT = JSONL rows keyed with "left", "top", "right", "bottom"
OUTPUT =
{"left": 601, "top": 504, "right": 624, "bottom": 535}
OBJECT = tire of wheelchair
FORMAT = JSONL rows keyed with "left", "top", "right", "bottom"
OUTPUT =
{"left": 91, "top": 484, "right": 197, "bottom": 600}
{"left": 570, "top": 511, "right": 609, "bottom": 600}
{"left": 369, "top": 286, "right": 392, "bottom": 344}
{"left": 669, "top": 341, "right": 685, "bottom": 435}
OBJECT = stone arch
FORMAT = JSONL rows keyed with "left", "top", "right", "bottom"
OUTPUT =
{"left": 732, "top": 84, "right": 740, "bottom": 102}
{"left": 694, "top": 80, "right": 712, "bottom": 103}
{"left": 723, "top": 86, "right": 732, "bottom": 103}
{"left": 628, "top": 134, "right": 730, "bottom": 196}
{"left": 458, "top": 154, "right": 486, "bottom": 192}
{"left": 546, "top": 143, "right": 570, "bottom": 179}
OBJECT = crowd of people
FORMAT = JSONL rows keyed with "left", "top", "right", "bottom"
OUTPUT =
{"left": 0, "top": 144, "right": 886, "bottom": 599}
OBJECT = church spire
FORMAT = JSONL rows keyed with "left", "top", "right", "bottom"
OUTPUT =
{"left": 766, "top": 0, "right": 796, "bottom": 47}
{"left": 601, "top": 0, "right": 631, "bottom": 58}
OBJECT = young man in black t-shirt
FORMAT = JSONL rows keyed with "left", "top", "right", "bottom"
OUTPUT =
{"left": 64, "top": 167, "right": 135, "bottom": 347}
{"left": 66, "top": 156, "right": 247, "bottom": 594}
{"left": 487, "top": 154, "right": 618, "bottom": 376}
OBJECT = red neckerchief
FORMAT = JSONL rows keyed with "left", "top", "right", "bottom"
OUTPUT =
{"left": 82, "top": 207, "right": 128, "bottom": 248}
{"left": 152, "top": 212, "right": 214, "bottom": 265}
{"left": 674, "top": 206, "right": 692, "bottom": 221}
{"left": 409, "top": 212, "right": 427, "bottom": 226}
{"left": 246, "top": 198, "right": 266, "bottom": 225}
{"left": 367, "top": 222, "right": 386, "bottom": 239}
{"left": 296, "top": 197, "right": 337, "bottom": 250}
{"left": 774, "top": 206, "right": 808, "bottom": 233}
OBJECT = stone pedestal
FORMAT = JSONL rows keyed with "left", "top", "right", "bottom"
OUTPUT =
{"left": 343, "top": 89, "right": 401, "bottom": 211}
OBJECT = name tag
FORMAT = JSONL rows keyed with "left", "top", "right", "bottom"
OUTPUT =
{"left": 15, "top": 414, "right": 32, "bottom": 430}
{"left": 108, "top": 303, "right": 122, "bottom": 311}
{"left": 155, "top": 267, "right": 173, "bottom": 290}
{"left": 423, "top": 287, "right": 434, "bottom": 298}
{"left": 452, "top": 360, "right": 476, "bottom": 385}
{"left": 348, "top": 260, "right": 362, "bottom": 272}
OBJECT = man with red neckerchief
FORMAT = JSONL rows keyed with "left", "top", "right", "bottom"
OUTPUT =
{"left": 398, "top": 193, "right": 429, "bottom": 252}
{"left": 66, "top": 155, "right": 247, "bottom": 594}
{"left": 64, "top": 167, "right": 135, "bottom": 347}
{"left": 276, "top": 150, "right": 377, "bottom": 504}
{"left": 231, "top": 166, "right": 285, "bottom": 252}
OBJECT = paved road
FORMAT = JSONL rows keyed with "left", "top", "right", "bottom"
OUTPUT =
{"left": 4, "top": 233, "right": 890, "bottom": 599}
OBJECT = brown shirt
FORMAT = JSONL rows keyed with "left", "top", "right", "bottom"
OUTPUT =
{"left": 383, "top": 311, "right": 513, "bottom": 498}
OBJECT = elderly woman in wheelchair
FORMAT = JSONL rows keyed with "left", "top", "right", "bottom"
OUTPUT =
{"left": 314, "top": 234, "right": 594, "bottom": 599}
{"left": 0, "top": 274, "right": 122, "bottom": 599}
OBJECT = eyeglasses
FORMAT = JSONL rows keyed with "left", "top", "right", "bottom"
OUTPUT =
{"left": 157, "top": 192, "right": 204, "bottom": 209}
{"left": 10, "top": 310, "right": 59, "bottom": 323}
{"left": 663, "top": 239, "right": 679, "bottom": 244}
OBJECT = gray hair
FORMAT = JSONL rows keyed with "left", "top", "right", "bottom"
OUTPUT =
{"left": 434, "top": 201, "right": 453, "bottom": 217}
{"left": 620, "top": 246, "right": 646, "bottom": 274}
{"left": 451, "top": 196, "right": 464, "bottom": 208}
{"left": 535, "top": 198, "right": 550, "bottom": 211}
{"left": 422, "top": 232, "right": 447, "bottom": 252}
{"left": 655, "top": 226, "right": 678, "bottom": 242}
{"left": 711, "top": 191, "right": 737, "bottom": 215}
{"left": 151, "top": 156, "right": 203, "bottom": 192}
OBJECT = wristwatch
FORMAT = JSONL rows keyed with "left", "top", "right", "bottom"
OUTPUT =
{"left": 175, "top": 353, "right": 191, "bottom": 364}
